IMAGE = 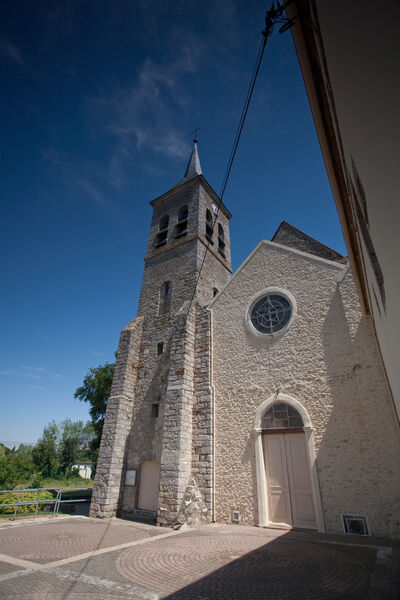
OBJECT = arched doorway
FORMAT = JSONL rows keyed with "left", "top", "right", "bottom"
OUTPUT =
{"left": 138, "top": 461, "right": 160, "bottom": 512}
{"left": 254, "top": 394, "right": 324, "bottom": 531}
{"left": 262, "top": 403, "right": 316, "bottom": 529}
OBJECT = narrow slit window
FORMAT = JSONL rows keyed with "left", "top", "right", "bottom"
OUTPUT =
{"left": 151, "top": 403, "right": 159, "bottom": 418}
{"left": 157, "top": 342, "right": 164, "bottom": 356}
{"left": 161, "top": 281, "right": 170, "bottom": 296}
{"left": 158, "top": 281, "right": 171, "bottom": 316}
{"left": 213, "top": 287, "right": 219, "bottom": 297}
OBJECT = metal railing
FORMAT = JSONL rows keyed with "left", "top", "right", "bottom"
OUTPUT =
{"left": 0, "top": 487, "right": 92, "bottom": 520}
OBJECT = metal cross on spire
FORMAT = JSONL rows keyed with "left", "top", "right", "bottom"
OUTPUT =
{"left": 191, "top": 125, "right": 201, "bottom": 142}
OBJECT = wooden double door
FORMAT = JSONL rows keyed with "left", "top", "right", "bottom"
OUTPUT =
{"left": 263, "top": 431, "right": 317, "bottom": 529}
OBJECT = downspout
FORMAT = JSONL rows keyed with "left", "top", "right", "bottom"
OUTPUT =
{"left": 208, "top": 306, "right": 216, "bottom": 522}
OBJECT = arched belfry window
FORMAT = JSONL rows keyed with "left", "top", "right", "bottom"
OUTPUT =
{"left": 205, "top": 209, "right": 213, "bottom": 244}
{"left": 178, "top": 205, "right": 188, "bottom": 221}
{"left": 155, "top": 215, "right": 169, "bottom": 248}
{"left": 158, "top": 280, "right": 171, "bottom": 315}
{"left": 261, "top": 403, "right": 303, "bottom": 430}
{"left": 159, "top": 215, "right": 169, "bottom": 231}
{"left": 175, "top": 205, "right": 188, "bottom": 238}
{"left": 218, "top": 223, "right": 226, "bottom": 258}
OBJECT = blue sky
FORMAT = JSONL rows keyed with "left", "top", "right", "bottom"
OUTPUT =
{"left": 0, "top": 0, "right": 345, "bottom": 445}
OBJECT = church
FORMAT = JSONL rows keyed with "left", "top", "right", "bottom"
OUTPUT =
{"left": 90, "top": 141, "right": 400, "bottom": 539}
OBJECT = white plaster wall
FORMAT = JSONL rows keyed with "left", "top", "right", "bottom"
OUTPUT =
{"left": 211, "top": 242, "right": 400, "bottom": 538}
{"left": 312, "top": 0, "right": 400, "bottom": 417}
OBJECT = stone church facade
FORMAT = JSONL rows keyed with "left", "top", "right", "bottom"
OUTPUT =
{"left": 90, "top": 142, "right": 400, "bottom": 539}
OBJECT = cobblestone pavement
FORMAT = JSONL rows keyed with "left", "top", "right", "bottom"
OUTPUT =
{"left": 0, "top": 517, "right": 398, "bottom": 599}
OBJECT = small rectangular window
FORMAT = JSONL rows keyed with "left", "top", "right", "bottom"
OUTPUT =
{"left": 157, "top": 342, "right": 164, "bottom": 356}
{"left": 151, "top": 403, "right": 159, "bottom": 418}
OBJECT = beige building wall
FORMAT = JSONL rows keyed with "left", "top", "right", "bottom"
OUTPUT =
{"left": 211, "top": 241, "right": 400, "bottom": 538}
{"left": 289, "top": 0, "right": 400, "bottom": 417}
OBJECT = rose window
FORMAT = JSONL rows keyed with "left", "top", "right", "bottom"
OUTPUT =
{"left": 250, "top": 294, "right": 292, "bottom": 334}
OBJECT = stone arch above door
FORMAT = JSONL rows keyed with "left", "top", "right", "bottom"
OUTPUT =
{"left": 253, "top": 393, "right": 325, "bottom": 532}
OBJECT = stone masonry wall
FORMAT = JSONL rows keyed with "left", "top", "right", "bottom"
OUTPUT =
{"left": 192, "top": 304, "right": 213, "bottom": 517}
{"left": 158, "top": 303, "right": 196, "bottom": 525}
{"left": 211, "top": 242, "right": 400, "bottom": 538}
{"left": 90, "top": 316, "right": 144, "bottom": 518}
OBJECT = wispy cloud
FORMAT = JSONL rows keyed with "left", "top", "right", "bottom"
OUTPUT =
{"left": 87, "top": 43, "right": 202, "bottom": 181}
{"left": 0, "top": 366, "right": 59, "bottom": 384}
{"left": 1, "top": 367, "right": 41, "bottom": 380}
{"left": 0, "top": 36, "right": 26, "bottom": 68}
{"left": 29, "top": 385, "right": 45, "bottom": 390}
{"left": 41, "top": 148, "right": 112, "bottom": 207}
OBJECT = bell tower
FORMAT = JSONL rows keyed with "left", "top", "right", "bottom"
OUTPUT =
{"left": 90, "top": 140, "right": 232, "bottom": 525}
{"left": 138, "top": 139, "right": 232, "bottom": 318}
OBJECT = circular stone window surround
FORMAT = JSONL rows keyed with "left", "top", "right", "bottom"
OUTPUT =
{"left": 245, "top": 287, "right": 297, "bottom": 338}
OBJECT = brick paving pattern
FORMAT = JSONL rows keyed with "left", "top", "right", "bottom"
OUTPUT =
{"left": 116, "top": 531, "right": 375, "bottom": 598}
{"left": 0, "top": 518, "right": 398, "bottom": 599}
{"left": 0, "top": 561, "right": 22, "bottom": 577}
{"left": 0, "top": 517, "right": 159, "bottom": 563}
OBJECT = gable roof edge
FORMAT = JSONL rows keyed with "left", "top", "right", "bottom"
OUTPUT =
{"left": 208, "top": 239, "right": 345, "bottom": 309}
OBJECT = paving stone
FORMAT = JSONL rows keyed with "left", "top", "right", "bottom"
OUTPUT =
{"left": 0, "top": 519, "right": 398, "bottom": 599}
{"left": 0, "top": 517, "right": 162, "bottom": 563}
{"left": 0, "top": 561, "right": 21, "bottom": 576}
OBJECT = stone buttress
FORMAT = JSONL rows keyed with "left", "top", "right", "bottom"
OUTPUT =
{"left": 90, "top": 141, "right": 232, "bottom": 525}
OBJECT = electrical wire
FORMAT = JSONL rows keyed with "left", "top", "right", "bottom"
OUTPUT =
{"left": 186, "top": 10, "right": 273, "bottom": 315}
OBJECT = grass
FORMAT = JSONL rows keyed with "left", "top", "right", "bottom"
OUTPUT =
{"left": 15, "top": 475, "right": 94, "bottom": 490}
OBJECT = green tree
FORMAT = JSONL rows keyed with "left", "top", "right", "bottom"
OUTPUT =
{"left": 32, "top": 421, "right": 59, "bottom": 477}
{"left": 74, "top": 362, "right": 114, "bottom": 454}
{"left": 58, "top": 419, "right": 94, "bottom": 475}
{"left": 0, "top": 458, "right": 19, "bottom": 490}
{"left": 6, "top": 444, "right": 35, "bottom": 482}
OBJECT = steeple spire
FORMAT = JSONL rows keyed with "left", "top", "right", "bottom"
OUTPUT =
{"left": 169, "top": 139, "right": 203, "bottom": 191}
{"left": 183, "top": 139, "right": 202, "bottom": 179}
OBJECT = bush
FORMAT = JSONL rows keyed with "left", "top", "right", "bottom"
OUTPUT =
{"left": 0, "top": 459, "right": 20, "bottom": 490}
{"left": 30, "top": 471, "right": 43, "bottom": 489}
{"left": 0, "top": 491, "right": 53, "bottom": 514}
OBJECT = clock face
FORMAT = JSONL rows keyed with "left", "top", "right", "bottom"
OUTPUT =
{"left": 212, "top": 203, "right": 219, "bottom": 215}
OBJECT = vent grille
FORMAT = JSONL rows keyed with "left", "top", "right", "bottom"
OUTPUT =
{"left": 232, "top": 510, "right": 240, "bottom": 523}
{"left": 341, "top": 514, "right": 370, "bottom": 536}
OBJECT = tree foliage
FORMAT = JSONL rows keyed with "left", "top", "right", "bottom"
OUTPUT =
{"left": 58, "top": 419, "right": 94, "bottom": 474}
{"left": 74, "top": 362, "right": 114, "bottom": 451}
{"left": 32, "top": 421, "right": 59, "bottom": 477}
{"left": 0, "top": 444, "right": 35, "bottom": 489}
{"left": 0, "top": 459, "right": 19, "bottom": 490}
{"left": 0, "top": 419, "right": 95, "bottom": 490}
